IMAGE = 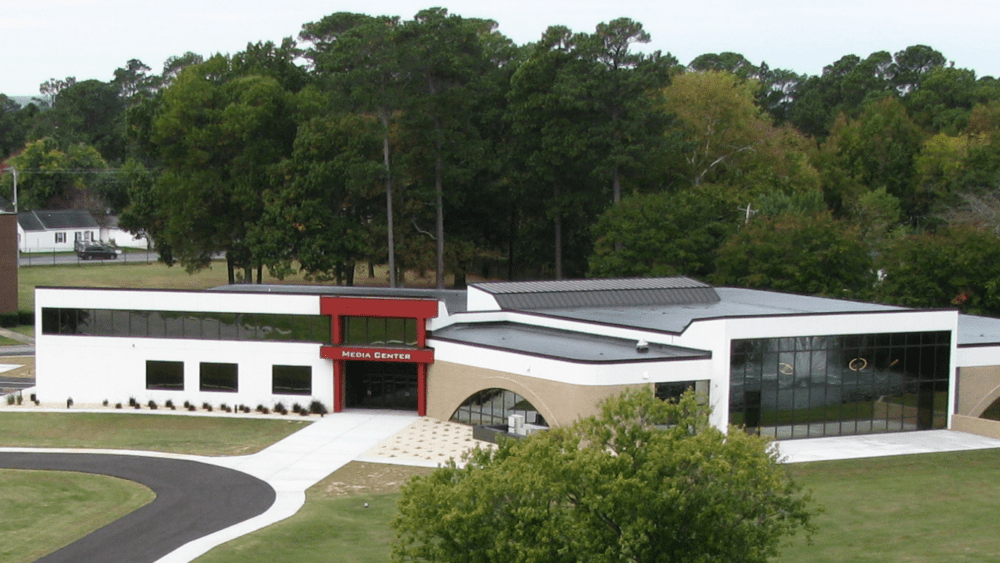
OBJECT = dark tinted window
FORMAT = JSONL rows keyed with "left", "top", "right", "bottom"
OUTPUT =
{"left": 146, "top": 360, "right": 184, "bottom": 390}
{"left": 200, "top": 362, "right": 238, "bottom": 393}
{"left": 272, "top": 365, "right": 311, "bottom": 395}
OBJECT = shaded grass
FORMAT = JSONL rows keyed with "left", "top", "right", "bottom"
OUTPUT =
{"left": 0, "top": 412, "right": 308, "bottom": 456}
{"left": 781, "top": 449, "right": 1000, "bottom": 562}
{"left": 0, "top": 469, "right": 155, "bottom": 563}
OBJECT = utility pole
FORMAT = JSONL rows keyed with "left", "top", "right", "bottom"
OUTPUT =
{"left": 10, "top": 167, "right": 17, "bottom": 269}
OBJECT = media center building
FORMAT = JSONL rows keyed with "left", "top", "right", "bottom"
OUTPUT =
{"left": 33, "top": 277, "right": 1000, "bottom": 440}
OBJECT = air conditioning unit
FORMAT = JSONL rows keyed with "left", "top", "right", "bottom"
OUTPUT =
{"left": 508, "top": 414, "right": 526, "bottom": 436}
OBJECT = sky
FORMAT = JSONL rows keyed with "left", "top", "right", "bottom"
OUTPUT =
{"left": 2, "top": 0, "right": 999, "bottom": 96}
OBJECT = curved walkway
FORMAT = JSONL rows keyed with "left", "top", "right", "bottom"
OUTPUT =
{"left": 0, "top": 452, "right": 275, "bottom": 563}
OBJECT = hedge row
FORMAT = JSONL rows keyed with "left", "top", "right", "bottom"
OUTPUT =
{"left": 0, "top": 311, "right": 33, "bottom": 328}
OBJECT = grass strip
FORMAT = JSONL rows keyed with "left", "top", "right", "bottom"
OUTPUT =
{"left": 0, "top": 469, "right": 155, "bottom": 563}
{"left": 0, "top": 412, "right": 308, "bottom": 456}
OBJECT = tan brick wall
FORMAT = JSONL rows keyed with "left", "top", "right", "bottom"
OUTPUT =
{"left": 957, "top": 365, "right": 1000, "bottom": 418}
{"left": 0, "top": 214, "right": 16, "bottom": 313}
{"left": 952, "top": 414, "right": 1000, "bottom": 439}
{"left": 426, "top": 360, "right": 649, "bottom": 427}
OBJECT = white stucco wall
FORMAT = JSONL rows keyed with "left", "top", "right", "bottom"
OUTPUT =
{"left": 34, "top": 288, "right": 333, "bottom": 409}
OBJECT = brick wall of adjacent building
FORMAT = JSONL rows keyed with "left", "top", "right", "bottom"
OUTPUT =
{"left": 0, "top": 214, "right": 17, "bottom": 313}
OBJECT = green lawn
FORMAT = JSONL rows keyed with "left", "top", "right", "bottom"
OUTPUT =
{"left": 189, "top": 448, "right": 1000, "bottom": 563}
{"left": 0, "top": 412, "right": 308, "bottom": 456}
{"left": 5, "top": 410, "right": 1000, "bottom": 562}
{"left": 0, "top": 469, "right": 154, "bottom": 563}
{"left": 780, "top": 449, "right": 1000, "bottom": 562}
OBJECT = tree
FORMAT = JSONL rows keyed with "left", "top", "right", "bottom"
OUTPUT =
{"left": 392, "top": 389, "right": 814, "bottom": 563}
{"left": 0, "top": 137, "right": 108, "bottom": 211}
{"left": 397, "top": 8, "right": 497, "bottom": 288}
{"left": 815, "top": 96, "right": 924, "bottom": 216}
{"left": 301, "top": 12, "right": 406, "bottom": 286}
{"left": 712, "top": 210, "right": 875, "bottom": 298}
{"left": 507, "top": 25, "right": 601, "bottom": 280}
{"left": 150, "top": 50, "right": 298, "bottom": 283}
{"left": 876, "top": 225, "right": 1000, "bottom": 315}
{"left": 251, "top": 111, "right": 384, "bottom": 284}
{"left": 574, "top": 18, "right": 675, "bottom": 204}
{"left": 113, "top": 59, "right": 156, "bottom": 102}
{"left": 47, "top": 79, "right": 127, "bottom": 162}
{"left": 661, "top": 71, "right": 819, "bottom": 195}
{"left": 0, "top": 94, "right": 29, "bottom": 159}
{"left": 588, "top": 186, "right": 739, "bottom": 279}
{"left": 889, "top": 44, "right": 946, "bottom": 95}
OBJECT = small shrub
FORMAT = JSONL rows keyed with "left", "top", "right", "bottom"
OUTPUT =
{"left": 165, "top": 399, "right": 175, "bottom": 410}
{"left": 102, "top": 399, "right": 109, "bottom": 407}
{"left": 6, "top": 394, "right": 13, "bottom": 405}
{"left": 17, "top": 394, "right": 23, "bottom": 405}
{"left": 128, "top": 397, "right": 137, "bottom": 407}
{"left": 183, "top": 400, "right": 192, "bottom": 409}
{"left": 66, "top": 397, "right": 73, "bottom": 409}
{"left": 187, "top": 404, "right": 196, "bottom": 411}
{"left": 147, "top": 400, "right": 158, "bottom": 410}
{"left": 115, "top": 402, "right": 122, "bottom": 409}
{"left": 255, "top": 404, "right": 265, "bottom": 413}
{"left": 273, "top": 402, "right": 287, "bottom": 415}
{"left": 260, "top": 406, "right": 270, "bottom": 414}
{"left": 203, "top": 402, "right": 213, "bottom": 412}
{"left": 292, "top": 402, "right": 302, "bottom": 414}
{"left": 309, "top": 400, "right": 328, "bottom": 415}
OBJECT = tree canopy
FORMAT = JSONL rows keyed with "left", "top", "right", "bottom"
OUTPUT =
{"left": 4, "top": 10, "right": 1000, "bottom": 313}
{"left": 392, "top": 389, "right": 814, "bottom": 563}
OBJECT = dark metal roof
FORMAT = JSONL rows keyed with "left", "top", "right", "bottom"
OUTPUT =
{"left": 471, "top": 277, "right": 720, "bottom": 310}
{"left": 210, "top": 284, "right": 468, "bottom": 313}
{"left": 431, "top": 322, "right": 711, "bottom": 363}
{"left": 18, "top": 210, "right": 99, "bottom": 231}
{"left": 521, "top": 287, "right": 911, "bottom": 335}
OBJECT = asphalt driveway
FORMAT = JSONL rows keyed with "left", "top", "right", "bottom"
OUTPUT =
{"left": 0, "top": 452, "right": 275, "bottom": 563}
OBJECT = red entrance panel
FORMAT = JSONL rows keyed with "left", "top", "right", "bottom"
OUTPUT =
{"left": 319, "top": 296, "right": 438, "bottom": 416}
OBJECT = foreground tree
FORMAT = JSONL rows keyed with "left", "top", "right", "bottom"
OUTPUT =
{"left": 393, "top": 390, "right": 814, "bottom": 563}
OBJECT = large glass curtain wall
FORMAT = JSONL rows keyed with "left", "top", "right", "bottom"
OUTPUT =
{"left": 729, "top": 331, "right": 950, "bottom": 439}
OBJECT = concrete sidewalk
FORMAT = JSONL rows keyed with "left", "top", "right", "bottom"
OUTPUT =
{"left": 775, "top": 429, "right": 1000, "bottom": 463}
{"left": 0, "top": 327, "right": 34, "bottom": 345}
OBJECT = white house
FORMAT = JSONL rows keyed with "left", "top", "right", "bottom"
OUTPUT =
{"left": 18, "top": 210, "right": 99, "bottom": 253}
{"left": 17, "top": 210, "right": 148, "bottom": 252}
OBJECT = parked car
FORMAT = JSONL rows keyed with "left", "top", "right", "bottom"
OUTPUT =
{"left": 77, "top": 244, "right": 117, "bottom": 260}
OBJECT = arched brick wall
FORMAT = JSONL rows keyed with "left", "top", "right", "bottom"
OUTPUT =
{"left": 427, "top": 360, "right": 645, "bottom": 427}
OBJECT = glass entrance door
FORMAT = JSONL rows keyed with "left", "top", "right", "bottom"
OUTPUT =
{"left": 344, "top": 361, "right": 418, "bottom": 410}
